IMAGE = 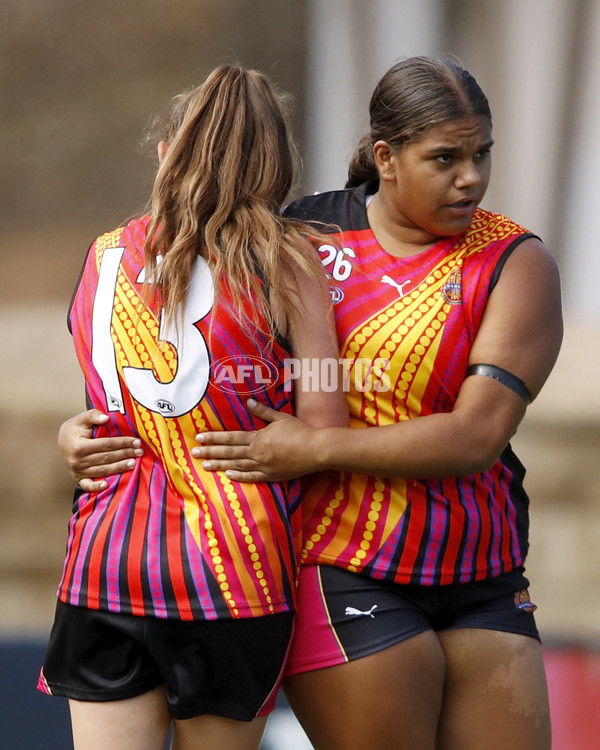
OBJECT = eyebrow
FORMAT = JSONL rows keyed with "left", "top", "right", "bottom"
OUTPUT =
{"left": 427, "top": 139, "right": 495, "bottom": 154}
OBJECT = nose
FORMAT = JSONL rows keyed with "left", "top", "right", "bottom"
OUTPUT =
{"left": 454, "top": 159, "right": 482, "bottom": 189}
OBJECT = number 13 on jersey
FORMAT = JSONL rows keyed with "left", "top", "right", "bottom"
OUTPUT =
{"left": 90, "top": 247, "right": 214, "bottom": 418}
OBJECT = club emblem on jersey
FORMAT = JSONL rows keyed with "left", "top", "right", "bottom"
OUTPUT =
{"left": 441, "top": 267, "right": 463, "bottom": 304}
{"left": 514, "top": 589, "right": 537, "bottom": 613}
{"left": 381, "top": 275, "right": 411, "bottom": 298}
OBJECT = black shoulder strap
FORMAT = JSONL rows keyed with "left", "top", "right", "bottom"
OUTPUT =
{"left": 489, "top": 232, "right": 539, "bottom": 294}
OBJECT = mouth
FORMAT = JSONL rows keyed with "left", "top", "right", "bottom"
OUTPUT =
{"left": 446, "top": 199, "right": 477, "bottom": 215}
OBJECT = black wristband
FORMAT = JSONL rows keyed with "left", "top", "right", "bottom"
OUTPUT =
{"left": 466, "top": 363, "right": 532, "bottom": 405}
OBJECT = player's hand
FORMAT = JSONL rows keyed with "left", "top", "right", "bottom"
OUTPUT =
{"left": 58, "top": 409, "right": 143, "bottom": 492}
{"left": 192, "top": 399, "right": 319, "bottom": 482}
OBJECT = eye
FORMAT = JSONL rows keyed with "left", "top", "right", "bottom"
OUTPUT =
{"left": 435, "top": 153, "right": 453, "bottom": 165}
{"left": 474, "top": 148, "right": 491, "bottom": 162}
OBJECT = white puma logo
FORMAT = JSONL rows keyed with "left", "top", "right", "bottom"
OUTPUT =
{"left": 381, "top": 275, "right": 411, "bottom": 297}
{"left": 345, "top": 604, "right": 378, "bottom": 618}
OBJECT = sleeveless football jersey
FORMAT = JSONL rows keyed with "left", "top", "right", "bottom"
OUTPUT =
{"left": 59, "top": 216, "right": 300, "bottom": 620}
{"left": 286, "top": 182, "right": 535, "bottom": 585}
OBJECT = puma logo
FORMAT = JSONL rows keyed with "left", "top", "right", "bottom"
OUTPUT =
{"left": 345, "top": 604, "right": 378, "bottom": 618}
{"left": 381, "top": 275, "right": 411, "bottom": 297}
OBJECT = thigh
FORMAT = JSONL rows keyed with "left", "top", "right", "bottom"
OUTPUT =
{"left": 285, "top": 565, "right": 432, "bottom": 678}
{"left": 69, "top": 686, "right": 170, "bottom": 750}
{"left": 171, "top": 714, "right": 268, "bottom": 750}
{"left": 437, "top": 628, "right": 551, "bottom": 750}
{"left": 284, "top": 630, "right": 446, "bottom": 750}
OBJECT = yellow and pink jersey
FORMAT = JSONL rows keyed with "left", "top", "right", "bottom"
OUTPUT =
{"left": 286, "top": 182, "right": 536, "bottom": 585}
{"left": 59, "top": 217, "right": 300, "bottom": 620}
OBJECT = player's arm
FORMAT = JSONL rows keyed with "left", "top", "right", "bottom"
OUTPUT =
{"left": 195, "top": 238, "right": 562, "bottom": 481}
{"left": 58, "top": 410, "right": 143, "bottom": 492}
{"left": 58, "top": 242, "right": 348, "bottom": 490}
{"left": 280, "top": 248, "right": 349, "bottom": 429}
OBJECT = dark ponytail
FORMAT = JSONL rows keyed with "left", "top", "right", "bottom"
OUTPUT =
{"left": 346, "top": 135, "right": 378, "bottom": 189}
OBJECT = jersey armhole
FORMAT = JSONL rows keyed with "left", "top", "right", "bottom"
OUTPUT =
{"left": 488, "top": 232, "right": 539, "bottom": 295}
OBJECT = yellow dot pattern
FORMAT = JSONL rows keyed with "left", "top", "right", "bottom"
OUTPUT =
{"left": 342, "top": 254, "right": 463, "bottom": 427}
{"left": 95, "top": 227, "right": 124, "bottom": 253}
{"left": 301, "top": 484, "right": 343, "bottom": 562}
{"left": 460, "top": 209, "right": 529, "bottom": 255}
{"left": 111, "top": 273, "right": 177, "bottom": 383}
{"left": 123, "top": 384, "right": 244, "bottom": 614}
{"left": 218, "top": 473, "right": 274, "bottom": 613}
{"left": 348, "top": 479, "right": 385, "bottom": 571}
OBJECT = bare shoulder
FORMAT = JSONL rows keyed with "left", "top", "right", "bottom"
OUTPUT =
{"left": 499, "top": 235, "right": 561, "bottom": 288}
{"left": 472, "top": 235, "right": 563, "bottom": 399}
{"left": 487, "top": 235, "right": 562, "bottom": 328}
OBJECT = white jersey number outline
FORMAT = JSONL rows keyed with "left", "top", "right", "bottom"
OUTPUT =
{"left": 91, "top": 248, "right": 214, "bottom": 418}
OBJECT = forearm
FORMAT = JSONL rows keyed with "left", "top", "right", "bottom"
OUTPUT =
{"left": 311, "top": 391, "right": 525, "bottom": 479}
{"left": 194, "top": 376, "right": 528, "bottom": 483}
{"left": 310, "top": 420, "right": 468, "bottom": 478}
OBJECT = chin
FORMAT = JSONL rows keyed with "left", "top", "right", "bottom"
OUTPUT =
{"left": 445, "top": 216, "right": 474, "bottom": 237}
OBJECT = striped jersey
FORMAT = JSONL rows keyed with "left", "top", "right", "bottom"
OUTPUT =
{"left": 58, "top": 216, "right": 300, "bottom": 620}
{"left": 285, "top": 182, "right": 535, "bottom": 585}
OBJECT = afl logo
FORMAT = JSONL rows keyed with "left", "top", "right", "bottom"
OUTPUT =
{"left": 155, "top": 399, "right": 175, "bottom": 414}
{"left": 330, "top": 286, "right": 344, "bottom": 304}
{"left": 212, "top": 356, "right": 279, "bottom": 395}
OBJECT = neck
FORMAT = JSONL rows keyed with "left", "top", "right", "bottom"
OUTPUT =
{"left": 366, "top": 191, "right": 437, "bottom": 258}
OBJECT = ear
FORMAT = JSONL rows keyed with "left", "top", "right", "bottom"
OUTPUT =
{"left": 157, "top": 140, "right": 169, "bottom": 163}
{"left": 372, "top": 140, "right": 396, "bottom": 182}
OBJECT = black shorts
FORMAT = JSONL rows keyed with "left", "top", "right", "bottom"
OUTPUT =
{"left": 38, "top": 601, "right": 294, "bottom": 720}
{"left": 285, "top": 564, "right": 540, "bottom": 677}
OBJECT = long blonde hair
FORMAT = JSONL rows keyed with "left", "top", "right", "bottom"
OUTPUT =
{"left": 143, "top": 65, "right": 328, "bottom": 338}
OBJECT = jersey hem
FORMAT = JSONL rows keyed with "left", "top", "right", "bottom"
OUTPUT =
{"left": 56, "top": 592, "right": 295, "bottom": 621}
{"left": 299, "top": 555, "right": 523, "bottom": 585}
